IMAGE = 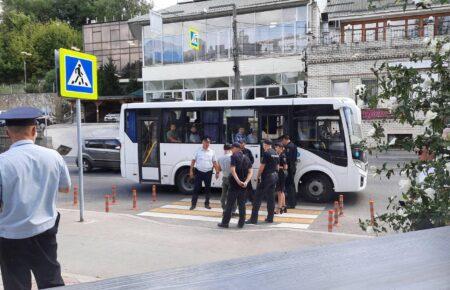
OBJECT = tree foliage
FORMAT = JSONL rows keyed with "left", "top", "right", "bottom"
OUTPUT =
{"left": 0, "top": 12, "right": 81, "bottom": 83}
{"left": 2, "top": 0, "right": 152, "bottom": 29}
{"left": 98, "top": 58, "right": 122, "bottom": 96}
{"left": 359, "top": 37, "right": 450, "bottom": 234}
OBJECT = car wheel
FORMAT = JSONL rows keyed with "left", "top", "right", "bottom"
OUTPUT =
{"left": 82, "top": 159, "right": 92, "bottom": 173}
{"left": 300, "top": 173, "right": 333, "bottom": 203}
{"left": 176, "top": 168, "right": 194, "bottom": 195}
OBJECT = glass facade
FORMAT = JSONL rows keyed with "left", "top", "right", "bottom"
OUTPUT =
{"left": 143, "top": 72, "right": 304, "bottom": 102}
{"left": 83, "top": 21, "right": 141, "bottom": 71}
{"left": 143, "top": 6, "right": 307, "bottom": 66}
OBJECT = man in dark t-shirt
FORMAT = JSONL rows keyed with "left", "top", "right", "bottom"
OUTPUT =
{"left": 282, "top": 135, "right": 298, "bottom": 208}
{"left": 246, "top": 139, "right": 280, "bottom": 224}
{"left": 218, "top": 143, "right": 253, "bottom": 228}
{"left": 239, "top": 140, "right": 255, "bottom": 202}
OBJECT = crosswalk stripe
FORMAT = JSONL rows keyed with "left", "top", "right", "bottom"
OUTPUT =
{"left": 179, "top": 198, "right": 325, "bottom": 211}
{"left": 137, "top": 212, "right": 310, "bottom": 229}
{"left": 172, "top": 201, "right": 322, "bottom": 215}
{"left": 149, "top": 208, "right": 315, "bottom": 224}
{"left": 161, "top": 204, "right": 319, "bottom": 219}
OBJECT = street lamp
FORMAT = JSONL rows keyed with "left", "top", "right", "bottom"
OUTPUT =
{"left": 20, "top": 51, "right": 32, "bottom": 88}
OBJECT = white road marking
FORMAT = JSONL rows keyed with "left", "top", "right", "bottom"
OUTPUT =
{"left": 271, "top": 223, "right": 310, "bottom": 229}
{"left": 161, "top": 204, "right": 318, "bottom": 219}
{"left": 137, "top": 212, "right": 311, "bottom": 229}
{"left": 180, "top": 198, "right": 325, "bottom": 211}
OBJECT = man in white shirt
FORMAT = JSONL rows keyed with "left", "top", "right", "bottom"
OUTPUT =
{"left": 189, "top": 137, "right": 219, "bottom": 210}
{"left": 0, "top": 107, "right": 71, "bottom": 290}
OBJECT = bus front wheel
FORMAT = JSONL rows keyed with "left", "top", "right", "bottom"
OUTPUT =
{"left": 176, "top": 168, "right": 195, "bottom": 195}
{"left": 300, "top": 173, "right": 333, "bottom": 203}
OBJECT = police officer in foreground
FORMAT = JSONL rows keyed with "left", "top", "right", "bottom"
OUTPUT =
{"left": 282, "top": 135, "right": 298, "bottom": 209}
{"left": 246, "top": 140, "right": 279, "bottom": 224}
{"left": 218, "top": 143, "right": 253, "bottom": 229}
{"left": 0, "top": 107, "right": 71, "bottom": 290}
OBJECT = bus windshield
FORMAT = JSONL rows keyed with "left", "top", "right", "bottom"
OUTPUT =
{"left": 343, "top": 107, "right": 362, "bottom": 145}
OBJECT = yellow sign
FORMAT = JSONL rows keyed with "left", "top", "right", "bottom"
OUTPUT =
{"left": 189, "top": 28, "right": 200, "bottom": 51}
{"left": 59, "top": 48, "right": 98, "bottom": 100}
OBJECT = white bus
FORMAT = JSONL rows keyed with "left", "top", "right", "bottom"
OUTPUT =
{"left": 119, "top": 97, "right": 367, "bottom": 202}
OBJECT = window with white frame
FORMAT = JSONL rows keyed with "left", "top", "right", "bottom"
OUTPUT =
{"left": 332, "top": 81, "right": 350, "bottom": 98}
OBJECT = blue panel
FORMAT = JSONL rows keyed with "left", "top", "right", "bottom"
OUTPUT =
{"left": 125, "top": 110, "right": 137, "bottom": 143}
{"left": 65, "top": 56, "right": 94, "bottom": 94}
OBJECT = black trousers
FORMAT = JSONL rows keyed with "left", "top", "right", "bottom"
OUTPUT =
{"left": 221, "top": 187, "right": 247, "bottom": 227}
{"left": 191, "top": 169, "right": 213, "bottom": 207}
{"left": 245, "top": 181, "right": 255, "bottom": 203}
{"left": 286, "top": 165, "right": 297, "bottom": 207}
{"left": 250, "top": 173, "right": 278, "bottom": 223}
{"left": 0, "top": 214, "right": 64, "bottom": 290}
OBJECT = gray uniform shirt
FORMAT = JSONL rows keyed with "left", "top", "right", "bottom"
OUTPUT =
{"left": 0, "top": 140, "right": 71, "bottom": 239}
{"left": 217, "top": 152, "right": 232, "bottom": 178}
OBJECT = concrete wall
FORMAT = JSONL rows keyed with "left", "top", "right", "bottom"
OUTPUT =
{"left": 307, "top": 38, "right": 428, "bottom": 144}
{"left": 0, "top": 93, "right": 69, "bottom": 122}
{"left": 47, "top": 123, "right": 119, "bottom": 157}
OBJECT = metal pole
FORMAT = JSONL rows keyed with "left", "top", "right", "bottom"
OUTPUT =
{"left": 24, "top": 60, "right": 27, "bottom": 88}
{"left": 231, "top": 5, "right": 241, "bottom": 100}
{"left": 76, "top": 99, "right": 85, "bottom": 222}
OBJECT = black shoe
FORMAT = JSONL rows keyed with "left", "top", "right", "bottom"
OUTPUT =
{"left": 205, "top": 204, "right": 212, "bottom": 210}
{"left": 283, "top": 207, "right": 288, "bottom": 213}
{"left": 217, "top": 223, "right": 229, "bottom": 228}
{"left": 245, "top": 220, "right": 257, "bottom": 225}
{"left": 265, "top": 218, "right": 273, "bottom": 223}
{"left": 237, "top": 223, "right": 244, "bottom": 228}
{"left": 190, "top": 205, "right": 196, "bottom": 210}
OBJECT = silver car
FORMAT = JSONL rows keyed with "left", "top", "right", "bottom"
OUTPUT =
{"left": 76, "top": 138, "right": 121, "bottom": 172}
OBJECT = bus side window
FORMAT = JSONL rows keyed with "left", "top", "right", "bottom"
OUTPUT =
{"left": 185, "top": 110, "right": 202, "bottom": 143}
{"left": 224, "top": 108, "right": 259, "bottom": 144}
{"left": 202, "top": 109, "right": 220, "bottom": 143}
{"left": 162, "top": 110, "right": 183, "bottom": 143}
{"left": 125, "top": 110, "right": 137, "bottom": 143}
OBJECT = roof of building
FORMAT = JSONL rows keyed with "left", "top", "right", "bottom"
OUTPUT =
{"left": 129, "top": 0, "right": 307, "bottom": 24}
{"left": 325, "top": 0, "right": 450, "bottom": 20}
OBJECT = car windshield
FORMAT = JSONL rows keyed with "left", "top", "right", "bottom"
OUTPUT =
{"left": 343, "top": 107, "right": 362, "bottom": 145}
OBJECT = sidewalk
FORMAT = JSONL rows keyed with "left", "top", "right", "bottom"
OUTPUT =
{"left": 1, "top": 208, "right": 367, "bottom": 289}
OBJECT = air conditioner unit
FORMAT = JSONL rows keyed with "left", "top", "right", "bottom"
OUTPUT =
{"left": 297, "top": 81, "right": 306, "bottom": 94}
{"left": 329, "top": 21, "right": 340, "bottom": 28}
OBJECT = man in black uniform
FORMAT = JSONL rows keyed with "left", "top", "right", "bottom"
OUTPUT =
{"left": 218, "top": 143, "right": 253, "bottom": 229}
{"left": 282, "top": 135, "right": 298, "bottom": 209}
{"left": 239, "top": 140, "right": 255, "bottom": 202}
{"left": 246, "top": 140, "right": 279, "bottom": 224}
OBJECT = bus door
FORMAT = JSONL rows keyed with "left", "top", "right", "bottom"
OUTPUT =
{"left": 259, "top": 107, "right": 290, "bottom": 143}
{"left": 138, "top": 117, "right": 160, "bottom": 182}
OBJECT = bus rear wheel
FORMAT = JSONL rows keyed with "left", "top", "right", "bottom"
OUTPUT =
{"left": 300, "top": 173, "right": 333, "bottom": 203}
{"left": 176, "top": 168, "right": 195, "bottom": 195}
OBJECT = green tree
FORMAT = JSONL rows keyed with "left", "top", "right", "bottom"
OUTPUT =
{"left": 98, "top": 58, "right": 122, "bottom": 96}
{"left": 359, "top": 37, "right": 450, "bottom": 234}
{"left": 0, "top": 11, "right": 81, "bottom": 83}
{"left": 2, "top": 0, "right": 151, "bottom": 29}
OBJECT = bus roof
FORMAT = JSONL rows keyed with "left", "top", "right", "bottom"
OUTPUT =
{"left": 122, "top": 97, "right": 356, "bottom": 110}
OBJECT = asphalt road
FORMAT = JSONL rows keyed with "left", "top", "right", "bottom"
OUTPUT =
{"left": 59, "top": 150, "right": 416, "bottom": 235}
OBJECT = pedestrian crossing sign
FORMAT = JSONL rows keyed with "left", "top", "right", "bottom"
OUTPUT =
{"left": 189, "top": 28, "right": 200, "bottom": 51}
{"left": 59, "top": 48, "right": 98, "bottom": 100}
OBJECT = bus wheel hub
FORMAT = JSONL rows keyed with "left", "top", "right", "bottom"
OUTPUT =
{"left": 309, "top": 181, "right": 323, "bottom": 196}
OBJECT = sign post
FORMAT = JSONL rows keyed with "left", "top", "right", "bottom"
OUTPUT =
{"left": 57, "top": 48, "right": 98, "bottom": 222}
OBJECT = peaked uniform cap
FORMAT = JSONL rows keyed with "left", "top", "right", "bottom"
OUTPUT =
{"left": 0, "top": 107, "right": 43, "bottom": 126}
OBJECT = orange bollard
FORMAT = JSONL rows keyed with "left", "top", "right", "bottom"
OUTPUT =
{"left": 73, "top": 185, "right": 78, "bottom": 206}
{"left": 328, "top": 210, "right": 334, "bottom": 232}
{"left": 132, "top": 188, "right": 137, "bottom": 210}
{"left": 369, "top": 199, "right": 375, "bottom": 225}
{"left": 105, "top": 195, "right": 110, "bottom": 213}
{"left": 339, "top": 194, "right": 344, "bottom": 216}
{"left": 152, "top": 185, "right": 157, "bottom": 202}
{"left": 112, "top": 185, "right": 117, "bottom": 204}
{"left": 334, "top": 201, "right": 339, "bottom": 225}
